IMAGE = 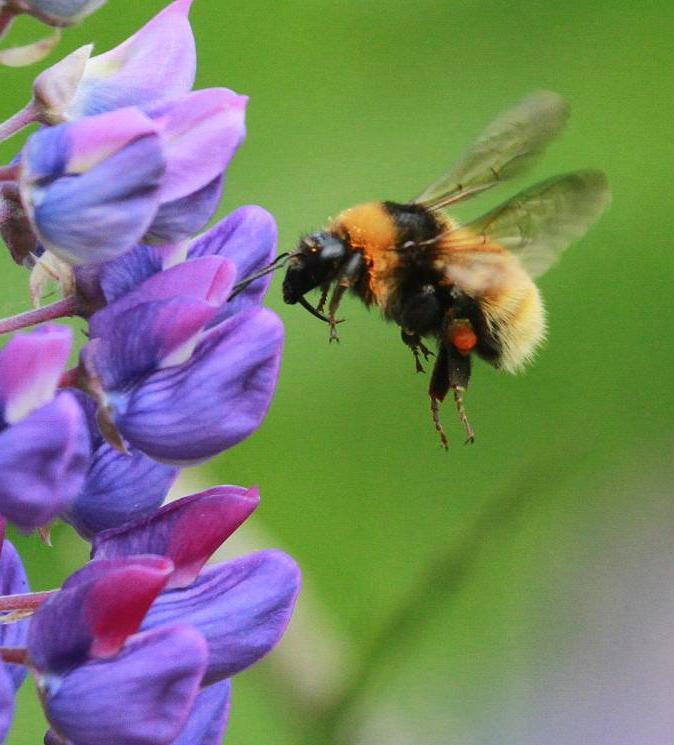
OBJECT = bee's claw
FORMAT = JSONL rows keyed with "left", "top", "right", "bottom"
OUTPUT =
{"left": 329, "top": 318, "right": 341, "bottom": 343}
{"left": 419, "top": 342, "right": 434, "bottom": 361}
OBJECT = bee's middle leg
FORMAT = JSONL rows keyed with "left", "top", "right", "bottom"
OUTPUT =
{"left": 401, "top": 329, "right": 434, "bottom": 373}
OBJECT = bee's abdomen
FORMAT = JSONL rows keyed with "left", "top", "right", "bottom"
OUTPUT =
{"left": 480, "top": 280, "right": 546, "bottom": 373}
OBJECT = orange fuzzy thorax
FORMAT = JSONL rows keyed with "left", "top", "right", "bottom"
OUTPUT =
{"left": 329, "top": 203, "right": 400, "bottom": 306}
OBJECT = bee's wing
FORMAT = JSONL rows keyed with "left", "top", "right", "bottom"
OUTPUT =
{"left": 453, "top": 170, "right": 610, "bottom": 278}
{"left": 414, "top": 91, "right": 569, "bottom": 210}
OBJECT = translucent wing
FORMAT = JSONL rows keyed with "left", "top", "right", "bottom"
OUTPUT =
{"left": 454, "top": 170, "right": 611, "bottom": 278}
{"left": 414, "top": 91, "right": 570, "bottom": 210}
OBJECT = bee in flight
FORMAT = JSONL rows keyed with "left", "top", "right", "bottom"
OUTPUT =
{"left": 231, "top": 91, "right": 610, "bottom": 448}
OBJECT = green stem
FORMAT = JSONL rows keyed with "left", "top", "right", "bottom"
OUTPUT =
{"left": 304, "top": 453, "right": 572, "bottom": 745}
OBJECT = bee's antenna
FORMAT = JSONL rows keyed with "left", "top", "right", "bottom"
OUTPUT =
{"left": 452, "top": 387, "right": 475, "bottom": 444}
{"left": 227, "top": 252, "right": 292, "bottom": 301}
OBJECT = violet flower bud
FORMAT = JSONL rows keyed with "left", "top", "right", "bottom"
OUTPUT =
{"left": 93, "top": 490, "right": 301, "bottom": 686}
{"left": 79, "top": 253, "right": 283, "bottom": 464}
{"left": 43, "top": 625, "right": 207, "bottom": 745}
{"left": 5, "top": 0, "right": 106, "bottom": 27}
{"left": 19, "top": 89, "right": 246, "bottom": 266}
{"left": 27, "top": 558, "right": 207, "bottom": 745}
{"left": 0, "top": 326, "right": 90, "bottom": 530}
{"left": 19, "top": 107, "right": 165, "bottom": 265}
{"left": 33, "top": 0, "right": 195, "bottom": 122}
{"left": 83, "top": 301, "right": 283, "bottom": 464}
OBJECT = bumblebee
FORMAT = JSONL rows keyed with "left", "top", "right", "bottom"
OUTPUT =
{"left": 232, "top": 92, "right": 610, "bottom": 447}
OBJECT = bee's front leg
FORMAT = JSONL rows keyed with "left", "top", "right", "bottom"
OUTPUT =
{"left": 327, "top": 253, "right": 363, "bottom": 343}
{"left": 316, "top": 284, "right": 330, "bottom": 314}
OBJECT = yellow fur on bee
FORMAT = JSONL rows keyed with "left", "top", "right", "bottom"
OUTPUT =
{"left": 330, "top": 203, "right": 397, "bottom": 253}
{"left": 437, "top": 231, "right": 546, "bottom": 372}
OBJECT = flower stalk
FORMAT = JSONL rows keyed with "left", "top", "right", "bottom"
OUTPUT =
{"left": 0, "top": 102, "right": 38, "bottom": 142}
{"left": 0, "top": 164, "right": 18, "bottom": 182}
{"left": 0, "top": 647, "right": 27, "bottom": 665}
{"left": 0, "top": 9, "right": 13, "bottom": 40}
{"left": 0, "top": 296, "right": 79, "bottom": 335}
{"left": 0, "top": 591, "right": 55, "bottom": 614}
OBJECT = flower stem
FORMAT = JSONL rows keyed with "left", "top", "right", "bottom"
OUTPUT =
{"left": 0, "top": 164, "right": 18, "bottom": 182}
{"left": 0, "top": 10, "right": 14, "bottom": 41}
{"left": 0, "top": 647, "right": 27, "bottom": 665}
{"left": 0, "top": 296, "right": 79, "bottom": 335}
{"left": 0, "top": 101, "right": 38, "bottom": 143}
{"left": 302, "top": 450, "right": 579, "bottom": 745}
{"left": 0, "top": 590, "right": 55, "bottom": 613}
{"left": 58, "top": 366, "right": 81, "bottom": 389}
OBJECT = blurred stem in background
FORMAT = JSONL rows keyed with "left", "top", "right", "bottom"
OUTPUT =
{"left": 295, "top": 447, "right": 578, "bottom": 745}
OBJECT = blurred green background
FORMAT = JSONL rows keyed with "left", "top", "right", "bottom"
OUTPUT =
{"left": 2, "top": 0, "right": 674, "bottom": 743}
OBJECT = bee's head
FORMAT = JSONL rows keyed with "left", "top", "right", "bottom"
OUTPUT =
{"left": 282, "top": 232, "right": 347, "bottom": 304}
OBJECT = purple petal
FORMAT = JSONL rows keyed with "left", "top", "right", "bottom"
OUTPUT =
{"left": 88, "top": 256, "right": 235, "bottom": 338}
{"left": 0, "top": 540, "right": 30, "bottom": 691}
{"left": 82, "top": 297, "right": 217, "bottom": 392}
{"left": 22, "top": 107, "right": 157, "bottom": 180}
{"left": 0, "top": 664, "right": 15, "bottom": 743}
{"left": 143, "top": 550, "right": 301, "bottom": 684}
{"left": 65, "top": 445, "right": 179, "bottom": 540}
{"left": 173, "top": 680, "right": 231, "bottom": 745}
{"left": 44, "top": 625, "right": 207, "bottom": 745}
{"left": 188, "top": 205, "right": 278, "bottom": 321}
{"left": 67, "top": 107, "right": 159, "bottom": 174}
{"left": 22, "top": 120, "right": 165, "bottom": 265}
{"left": 20, "top": 0, "right": 106, "bottom": 25}
{"left": 43, "top": 730, "right": 65, "bottom": 744}
{"left": 28, "top": 556, "right": 173, "bottom": 673}
{"left": 33, "top": 44, "right": 92, "bottom": 121}
{"left": 115, "top": 308, "right": 283, "bottom": 464}
{"left": 0, "top": 324, "right": 71, "bottom": 425}
{"left": 149, "top": 89, "right": 246, "bottom": 204}
{"left": 92, "top": 486, "right": 259, "bottom": 589}
{"left": 98, "top": 244, "right": 164, "bottom": 303}
{"left": 63, "top": 391, "right": 179, "bottom": 539}
{"left": 65, "top": 0, "right": 196, "bottom": 118}
{"left": 0, "top": 392, "right": 89, "bottom": 530}
{"left": 145, "top": 174, "right": 224, "bottom": 245}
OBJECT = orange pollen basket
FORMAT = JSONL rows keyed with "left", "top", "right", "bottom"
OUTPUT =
{"left": 450, "top": 321, "right": 477, "bottom": 355}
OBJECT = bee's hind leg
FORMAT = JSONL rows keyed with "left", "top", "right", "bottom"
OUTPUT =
{"left": 401, "top": 330, "right": 434, "bottom": 373}
{"left": 327, "top": 253, "right": 363, "bottom": 343}
{"left": 428, "top": 341, "right": 475, "bottom": 448}
{"left": 451, "top": 385, "right": 475, "bottom": 444}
